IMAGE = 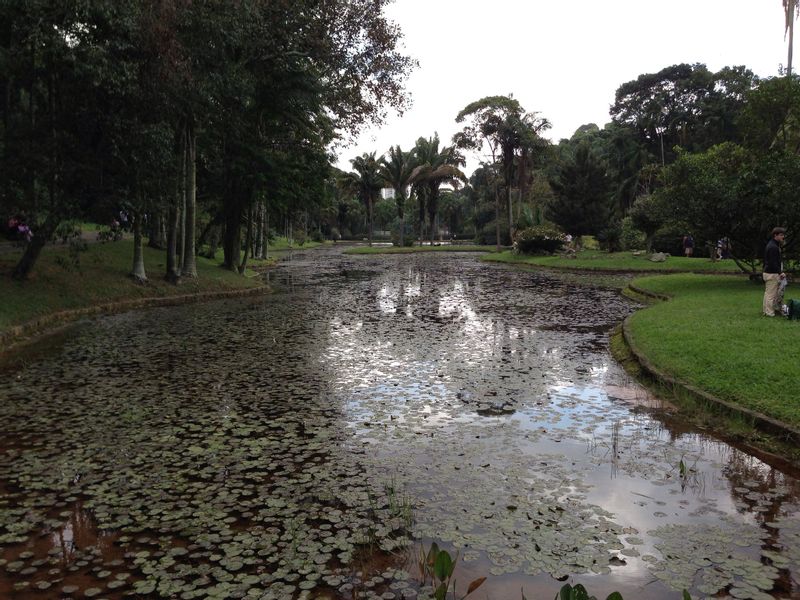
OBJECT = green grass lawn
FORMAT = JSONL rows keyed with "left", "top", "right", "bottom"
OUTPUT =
{"left": 483, "top": 250, "right": 744, "bottom": 273}
{"left": 625, "top": 273, "right": 800, "bottom": 428}
{"left": 264, "top": 237, "right": 326, "bottom": 251}
{"left": 345, "top": 244, "right": 500, "bottom": 255}
{"left": 0, "top": 240, "right": 262, "bottom": 333}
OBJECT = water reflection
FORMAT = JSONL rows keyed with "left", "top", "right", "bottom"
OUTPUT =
{"left": 1, "top": 248, "right": 798, "bottom": 599}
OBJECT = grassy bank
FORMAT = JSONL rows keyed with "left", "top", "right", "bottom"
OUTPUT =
{"left": 483, "top": 250, "right": 743, "bottom": 273}
{"left": 625, "top": 273, "right": 800, "bottom": 428}
{"left": 0, "top": 240, "right": 262, "bottom": 333}
{"left": 345, "top": 244, "right": 499, "bottom": 255}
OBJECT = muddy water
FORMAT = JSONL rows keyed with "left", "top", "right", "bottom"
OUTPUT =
{"left": 1, "top": 247, "right": 799, "bottom": 600}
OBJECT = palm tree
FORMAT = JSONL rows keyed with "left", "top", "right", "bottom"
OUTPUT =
{"left": 379, "top": 145, "right": 416, "bottom": 247}
{"left": 345, "top": 152, "right": 383, "bottom": 246}
{"left": 410, "top": 135, "right": 466, "bottom": 245}
{"left": 786, "top": 0, "right": 799, "bottom": 76}
{"left": 455, "top": 96, "right": 550, "bottom": 249}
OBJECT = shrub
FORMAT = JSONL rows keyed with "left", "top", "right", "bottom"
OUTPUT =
{"left": 596, "top": 221, "right": 622, "bottom": 252}
{"left": 651, "top": 223, "right": 686, "bottom": 255}
{"left": 513, "top": 224, "right": 565, "bottom": 254}
{"left": 620, "top": 216, "right": 646, "bottom": 250}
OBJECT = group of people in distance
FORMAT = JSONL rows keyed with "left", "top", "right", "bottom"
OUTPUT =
{"left": 680, "top": 234, "right": 731, "bottom": 260}
{"left": 681, "top": 228, "right": 789, "bottom": 318}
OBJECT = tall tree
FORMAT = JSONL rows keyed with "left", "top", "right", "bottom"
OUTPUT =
{"left": 454, "top": 96, "right": 550, "bottom": 248}
{"left": 348, "top": 152, "right": 384, "bottom": 246}
{"left": 379, "top": 145, "right": 416, "bottom": 247}
{"left": 610, "top": 63, "right": 757, "bottom": 163}
{"left": 410, "top": 135, "right": 466, "bottom": 245}
{"left": 786, "top": 0, "right": 799, "bottom": 76}
{"left": 546, "top": 143, "right": 614, "bottom": 240}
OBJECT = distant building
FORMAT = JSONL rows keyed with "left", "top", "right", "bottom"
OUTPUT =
{"left": 380, "top": 188, "right": 395, "bottom": 200}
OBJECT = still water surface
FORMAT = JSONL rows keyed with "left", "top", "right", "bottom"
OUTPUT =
{"left": 1, "top": 248, "right": 798, "bottom": 599}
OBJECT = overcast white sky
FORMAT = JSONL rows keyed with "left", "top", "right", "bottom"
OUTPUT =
{"left": 335, "top": 0, "right": 788, "bottom": 175}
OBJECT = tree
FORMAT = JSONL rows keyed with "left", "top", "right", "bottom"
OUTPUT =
{"left": 1, "top": 0, "right": 416, "bottom": 281}
{"left": 410, "top": 135, "right": 466, "bottom": 245}
{"left": 546, "top": 143, "right": 614, "bottom": 240}
{"left": 628, "top": 194, "right": 668, "bottom": 252}
{"left": 454, "top": 95, "right": 550, "bottom": 248}
{"left": 610, "top": 64, "right": 757, "bottom": 163}
{"left": 785, "top": 0, "right": 799, "bottom": 76}
{"left": 379, "top": 145, "right": 416, "bottom": 246}
{"left": 739, "top": 75, "right": 800, "bottom": 153}
{"left": 654, "top": 143, "right": 800, "bottom": 272}
{"left": 0, "top": 2, "right": 127, "bottom": 279}
{"left": 345, "top": 152, "right": 383, "bottom": 246}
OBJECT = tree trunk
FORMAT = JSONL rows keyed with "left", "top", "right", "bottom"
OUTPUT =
{"left": 265, "top": 208, "right": 270, "bottom": 260}
{"left": 148, "top": 210, "right": 166, "bottom": 249}
{"left": 256, "top": 203, "right": 263, "bottom": 258}
{"left": 181, "top": 121, "right": 197, "bottom": 277}
{"left": 428, "top": 193, "right": 436, "bottom": 246}
{"left": 222, "top": 197, "right": 241, "bottom": 270}
{"left": 178, "top": 128, "right": 187, "bottom": 272}
{"left": 130, "top": 209, "right": 147, "bottom": 283}
{"left": 508, "top": 188, "right": 514, "bottom": 244}
{"left": 165, "top": 135, "right": 183, "bottom": 282}
{"left": 239, "top": 204, "right": 253, "bottom": 274}
{"left": 12, "top": 214, "right": 60, "bottom": 280}
{"left": 165, "top": 203, "right": 180, "bottom": 283}
{"left": 494, "top": 186, "right": 501, "bottom": 252}
{"left": 790, "top": 11, "right": 795, "bottom": 76}
{"left": 368, "top": 196, "right": 373, "bottom": 246}
{"left": 418, "top": 194, "right": 425, "bottom": 246}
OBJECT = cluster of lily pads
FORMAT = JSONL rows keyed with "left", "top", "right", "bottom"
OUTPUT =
{"left": 1, "top": 249, "right": 798, "bottom": 600}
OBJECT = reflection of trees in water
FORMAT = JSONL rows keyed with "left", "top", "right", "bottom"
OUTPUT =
{"left": 723, "top": 450, "right": 800, "bottom": 596}
{"left": 51, "top": 503, "right": 117, "bottom": 565}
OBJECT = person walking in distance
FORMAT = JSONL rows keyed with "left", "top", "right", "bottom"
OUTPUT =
{"left": 763, "top": 227, "right": 786, "bottom": 317}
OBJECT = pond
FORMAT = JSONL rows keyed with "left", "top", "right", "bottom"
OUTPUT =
{"left": 1, "top": 247, "right": 799, "bottom": 600}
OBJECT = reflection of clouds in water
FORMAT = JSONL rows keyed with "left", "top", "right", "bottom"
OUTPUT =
{"left": 377, "top": 284, "right": 396, "bottom": 314}
{"left": 438, "top": 279, "right": 495, "bottom": 364}
{"left": 316, "top": 251, "right": 800, "bottom": 597}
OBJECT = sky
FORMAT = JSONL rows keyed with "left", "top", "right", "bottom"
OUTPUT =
{"left": 335, "top": 0, "right": 789, "bottom": 176}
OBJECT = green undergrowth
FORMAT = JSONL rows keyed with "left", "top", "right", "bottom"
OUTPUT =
{"left": 625, "top": 273, "right": 800, "bottom": 429}
{"left": 345, "top": 244, "right": 500, "bottom": 255}
{"left": 483, "top": 250, "right": 743, "bottom": 273}
{"left": 0, "top": 240, "right": 262, "bottom": 332}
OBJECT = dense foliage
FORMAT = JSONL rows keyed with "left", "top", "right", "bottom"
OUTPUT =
{"left": 0, "top": 0, "right": 414, "bottom": 279}
{"left": 513, "top": 224, "right": 565, "bottom": 255}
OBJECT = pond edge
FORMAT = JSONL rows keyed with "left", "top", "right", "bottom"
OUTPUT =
{"left": 620, "top": 287, "right": 800, "bottom": 446}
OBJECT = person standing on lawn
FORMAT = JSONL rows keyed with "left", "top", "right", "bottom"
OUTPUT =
{"left": 682, "top": 234, "right": 694, "bottom": 257}
{"left": 763, "top": 227, "right": 787, "bottom": 317}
